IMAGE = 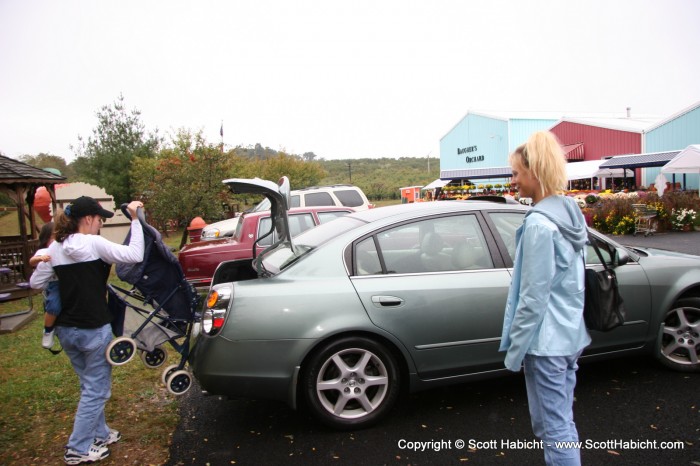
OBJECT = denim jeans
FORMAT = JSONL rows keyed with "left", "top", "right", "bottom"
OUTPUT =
{"left": 56, "top": 324, "right": 113, "bottom": 454}
{"left": 523, "top": 351, "right": 583, "bottom": 466}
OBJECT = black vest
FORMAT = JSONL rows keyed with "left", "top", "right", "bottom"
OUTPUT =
{"left": 54, "top": 259, "right": 112, "bottom": 329}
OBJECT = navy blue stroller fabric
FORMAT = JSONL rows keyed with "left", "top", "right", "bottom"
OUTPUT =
{"left": 108, "top": 292, "right": 126, "bottom": 336}
{"left": 116, "top": 219, "right": 197, "bottom": 321}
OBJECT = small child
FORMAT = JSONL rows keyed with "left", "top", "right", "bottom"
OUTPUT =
{"left": 29, "top": 222, "right": 61, "bottom": 350}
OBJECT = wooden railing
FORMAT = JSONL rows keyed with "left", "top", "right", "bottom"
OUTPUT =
{"left": 0, "top": 239, "right": 39, "bottom": 292}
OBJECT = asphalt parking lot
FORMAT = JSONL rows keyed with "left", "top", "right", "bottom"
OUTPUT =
{"left": 605, "top": 230, "right": 700, "bottom": 257}
{"left": 167, "top": 231, "right": 700, "bottom": 466}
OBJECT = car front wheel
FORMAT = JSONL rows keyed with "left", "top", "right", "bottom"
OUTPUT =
{"left": 302, "top": 336, "right": 400, "bottom": 430}
{"left": 656, "top": 297, "right": 700, "bottom": 373}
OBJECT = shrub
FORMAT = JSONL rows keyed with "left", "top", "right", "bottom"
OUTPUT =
{"left": 587, "top": 191, "right": 699, "bottom": 234}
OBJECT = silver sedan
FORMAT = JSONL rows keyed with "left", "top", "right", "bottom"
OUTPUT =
{"left": 190, "top": 178, "right": 700, "bottom": 430}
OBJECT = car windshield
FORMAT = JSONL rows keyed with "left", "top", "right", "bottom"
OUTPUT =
{"left": 252, "top": 198, "right": 270, "bottom": 212}
{"left": 259, "top": 216, "right": 366, "bottom": 274}
{"left": 232, "top": 213, "right": 251, "bottom": 241}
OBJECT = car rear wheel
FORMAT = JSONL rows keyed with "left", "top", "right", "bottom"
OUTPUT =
{"left": 656, "top": 297, "right": 700, "bottom": 373}
{"left": 302, "top": 336, "right": 400, "bottom": 430}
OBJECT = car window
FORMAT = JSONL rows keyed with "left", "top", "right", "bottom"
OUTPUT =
{"left": 355, "top": 237, "right": 382, "bottom": 275}
{"left": 334, "top": 189, "right": 364, "bottom": 207}
{"left": 289, "top": 213, "right": 316, "bottom": 237}
{"left": 289, "top": 195, "right": 300, "bottom": 208}
{"left": 256, "top": 217, "right": 274, "bottom": 246}
{"left": 355, "top": 214, "right": 492, "bottom": 275}
{"left": 257, "top": 213, "right": 316, "bottom": 247}
{"left": 303, "top": 192, "right": 335, "bottom": 206}
{"left": 259, "top": 216, "right": 367, "bottom": 275}
{"left": 587, "top": 235, "right": 614, "bottom": 265}
{"left": 317, "top": 210, "right": 351, "bottom": 224}
{"left": 487, "top": 212, "right": 525, "bottom": 262}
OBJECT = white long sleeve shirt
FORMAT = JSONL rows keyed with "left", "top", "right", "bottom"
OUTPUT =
{"left": 30, "top": 220, "right": 144, "bottom": 290}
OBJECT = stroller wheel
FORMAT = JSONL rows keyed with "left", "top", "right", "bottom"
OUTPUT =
{"left": 166, "top": 370, "right": 192, "bottom": 395}
{"left": 106, "top": 337, "right": 137, "bottom": 366}
{"left": 161, "top": 364, "right": 181, "bottom": 386}
{"left": 140, "top": 345, "right": 168, "bottom": 368}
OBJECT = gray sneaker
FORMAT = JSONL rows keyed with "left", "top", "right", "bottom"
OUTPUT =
{"left": 63, "top": 442, "right": 109, "bottom": 464}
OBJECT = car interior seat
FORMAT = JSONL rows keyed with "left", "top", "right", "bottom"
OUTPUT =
{"left": 419, "top": 232, "right": 451, "bottom": 272}
{"left": 452, "top": 242, "right": 491, "bottom": 270}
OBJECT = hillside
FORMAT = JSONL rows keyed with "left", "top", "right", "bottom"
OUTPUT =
{"left": 319, "top": 157, "right": 440, "bottom": 200}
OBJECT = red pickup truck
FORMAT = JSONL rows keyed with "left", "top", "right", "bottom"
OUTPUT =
{"left": 179, "top": 206, "right": 354, "bottom": 288}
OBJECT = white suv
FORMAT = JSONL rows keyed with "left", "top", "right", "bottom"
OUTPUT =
{"left": 200, "top": 184, "right": 372, "bottom": 240}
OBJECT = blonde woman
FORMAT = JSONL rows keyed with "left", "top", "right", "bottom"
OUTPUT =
{"left": 500, "top": 131, "right": 591, "bottom": 466}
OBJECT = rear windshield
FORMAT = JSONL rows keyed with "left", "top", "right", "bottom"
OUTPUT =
{"left": 260, "top": 216, "right": 365, "bottom": 274}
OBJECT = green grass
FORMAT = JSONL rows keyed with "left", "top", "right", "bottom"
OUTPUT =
{"left": 0, "top": 208, "right": 400, "bottom": 464}
{"left": 0, "top": 229, "right": 187, "bottom": 465}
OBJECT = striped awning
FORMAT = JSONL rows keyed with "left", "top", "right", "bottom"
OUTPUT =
{"left": 440, "top": 167, "right": 512, "bottom": 180}
{"left": 562, "top": 143, "right": 584, "bottom": 160}
{"left": 599, "top": 150, "right": 681, "bottom": 169}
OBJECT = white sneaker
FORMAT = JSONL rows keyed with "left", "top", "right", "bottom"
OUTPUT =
{"left": 98, "top": 429, "right": 121, "bottom": 446}
{"left": 42, "top": 330, "right": 55, "bottom": 349}
{"left": 63, "top": 442, "right": 109, "bottom": 464}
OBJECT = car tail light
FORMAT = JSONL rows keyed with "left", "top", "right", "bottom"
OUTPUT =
{"left": 201, "top": 284, "right": 232, "bottom": 336}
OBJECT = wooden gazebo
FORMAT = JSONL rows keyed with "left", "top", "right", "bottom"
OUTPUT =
{"left": 0, "top": 155, "right": 65, "bottom": 300}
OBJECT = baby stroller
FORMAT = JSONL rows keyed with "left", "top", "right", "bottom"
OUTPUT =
{"left": 105, "top": 205, "right": 200, "bottom": 395}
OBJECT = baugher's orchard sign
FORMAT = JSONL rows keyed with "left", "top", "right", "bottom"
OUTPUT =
{"left": 457, "top": 145, "right": 484, "bottom": 163}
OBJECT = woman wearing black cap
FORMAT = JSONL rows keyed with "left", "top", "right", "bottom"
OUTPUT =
{"left": 30, "top": 196, "right": 144, "bottom": 465}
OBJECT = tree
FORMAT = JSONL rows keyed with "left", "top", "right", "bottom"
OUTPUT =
{"left": 256, "top": 152, "right": 326, "bottom": 190}
{"left": 131, "top": 129, "right": 244, "bottom": 231}
{"left": 18, "top": 153, "right": 75, "bottom": 180}
{"left": 73, "top": 94, "right": 160, "bottom": 204}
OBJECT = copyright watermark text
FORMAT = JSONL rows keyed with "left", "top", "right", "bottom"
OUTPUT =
{"left": 397, "top": 438, "right": 685, "bottom": 452}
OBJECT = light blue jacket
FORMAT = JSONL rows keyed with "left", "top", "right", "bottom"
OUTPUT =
{"left": 499, "top": 195, "right": 591, "bottom": 372}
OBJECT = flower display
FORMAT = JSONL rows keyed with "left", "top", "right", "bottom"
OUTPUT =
{"left": 670, "top": 208, "right": 697, "bottom": 230}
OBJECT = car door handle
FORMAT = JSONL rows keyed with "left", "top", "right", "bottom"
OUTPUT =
{"left": 371, "top": 295, "right": 404, "bottom": 307}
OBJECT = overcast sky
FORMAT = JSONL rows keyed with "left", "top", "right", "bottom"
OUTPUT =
{"left": 1, "top": 0, "right": 699, "bottom": 162}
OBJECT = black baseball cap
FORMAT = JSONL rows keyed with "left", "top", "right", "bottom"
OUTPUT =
{"left": 66, "top": 196, "right": 114, "bottom": 219}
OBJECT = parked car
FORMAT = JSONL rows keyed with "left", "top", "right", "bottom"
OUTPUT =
{"left": 180, "top": 205, "right": 355, "bottom": 288}
{"left": 191, "top": 178, "right": 700, "bottom": 430}
{"left": 200, "top": 183, "right": 372, "bottom": 240}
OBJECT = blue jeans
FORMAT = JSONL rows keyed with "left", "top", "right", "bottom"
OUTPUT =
{"left": 44, "top": 280, "right": 61, "bottom": 316}
{"left": 523, "top": 351, "right": 583, "bottom": 466}
{"left": 56, "top": 324, "right": 113, "bottom": 454}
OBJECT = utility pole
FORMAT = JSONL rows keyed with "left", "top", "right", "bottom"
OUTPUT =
{"left": 220, "top": 120, "right": 224, "bottom": 153}
{"left": 347, "top": 162, "right": 352, "bottom": 183}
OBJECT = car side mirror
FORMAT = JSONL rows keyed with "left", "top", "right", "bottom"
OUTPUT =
{"left": 614, "top": 248, "right": 631, "bottom": 266}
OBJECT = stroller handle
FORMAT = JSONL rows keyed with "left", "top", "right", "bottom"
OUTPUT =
{"left": 120, "top": 203, "right": 147, "bottom": 224}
